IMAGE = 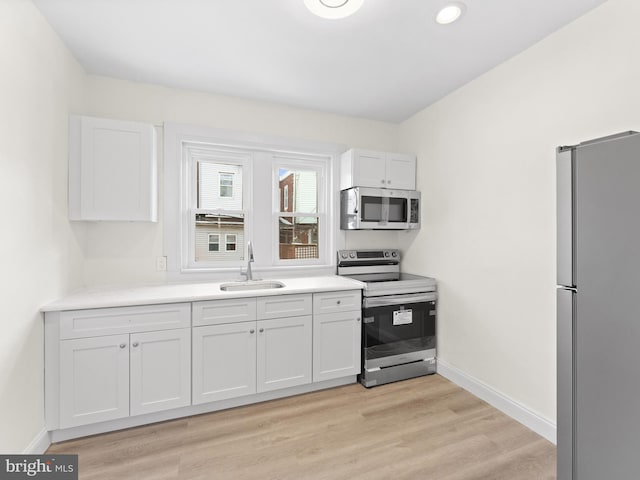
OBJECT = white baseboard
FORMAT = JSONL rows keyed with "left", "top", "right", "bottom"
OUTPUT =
{"left": 437, "top": 358, "right": 557, "bottom": 444}
{"left": 23, "top": 428, "right": 51, "bottom": 454}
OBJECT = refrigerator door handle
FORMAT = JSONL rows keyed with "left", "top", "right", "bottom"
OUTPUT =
{"left": 557, "top": 287, "right": 575, "bottom": 480}
{"left": 557, "top": 148, "right": 575, "bottom": 287}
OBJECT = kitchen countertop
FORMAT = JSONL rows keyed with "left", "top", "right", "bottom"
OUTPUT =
{"left": 41, "top": 275, "right": 365, "bottom": 312}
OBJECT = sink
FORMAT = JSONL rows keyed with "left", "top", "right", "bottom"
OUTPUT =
{"left": 219, "top": 280, "right": 285, "bottom": 292}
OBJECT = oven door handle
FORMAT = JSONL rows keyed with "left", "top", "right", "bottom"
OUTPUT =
{"left": 363, "top": 292, "right": 436, "bottom": 308}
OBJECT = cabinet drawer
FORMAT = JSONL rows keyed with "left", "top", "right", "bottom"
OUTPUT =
{"left": 193, "top": 298, "right": 257, "bottom": 326}
{"left": 257, "top": 294, "right": 312, "bottom": 320}
{"left": 313, "top": 290, "right": 361, "bottom": 315}
{"left": 59, "top": 303, "right": 191, "bottom": 339}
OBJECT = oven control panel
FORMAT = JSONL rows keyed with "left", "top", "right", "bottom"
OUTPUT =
{"left": 337, "top": 249, "right": 400, "bottom": 263}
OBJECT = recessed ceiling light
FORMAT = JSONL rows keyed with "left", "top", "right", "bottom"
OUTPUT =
{"left": 435, "top": 3, "right": 465, "bottom": 25}
{"left": 304, "top": 0, "right": 365, "bottom": 20}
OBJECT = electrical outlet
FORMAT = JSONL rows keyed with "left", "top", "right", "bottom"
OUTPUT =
{"left": 156, "top": 256, "right": 167, "bottom": 271}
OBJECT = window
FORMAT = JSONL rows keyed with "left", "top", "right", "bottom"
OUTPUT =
{"left": 208, "top": 234, "right": 220, "bottom": 252}
{"left": 225, "top": 234, "right": 237, "bottom": 252}
{"left": 275, "top": 161, "right": 323, "bottom": 262}
{"left": 190, "top": 150, "right": 248, "bottom": 265}
{"left": 219, "top": 173, "right": 233, "bottom": 198}
{"left": 164, "top": 123, "right": 338, "bottom": 278}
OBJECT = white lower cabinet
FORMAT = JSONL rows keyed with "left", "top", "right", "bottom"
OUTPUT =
{"left": 129, "top": 328, "right": 191, "bottom": 416}
{"left": 192, "top": 322, "right": 257, "bottom": 404}
{"left": 312, "top": 290, "right": 362, "bottom": 382}
{"left": 313, "top": 311, "right": 361, "bottom": 382}
{"left": 192, "top": 315, "right": 312, "bottom": 404}
{"left": 192, "top": 295, "right": 313, "bottom": 404}
{"left": 59, "top": 328, "right": 191, "bottom": 428}
{"left": 59, "top": 334, "right": 130, "bottom": 428}
{"left": 48, "top": 289, "right": 362, "bottom": 436}
{"left": 257, "top": 315, "right": 312, "bottom": 393}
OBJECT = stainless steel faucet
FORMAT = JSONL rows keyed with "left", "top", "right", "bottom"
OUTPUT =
{"left": 243, "top": 241, "right": 254, "bottom": 281}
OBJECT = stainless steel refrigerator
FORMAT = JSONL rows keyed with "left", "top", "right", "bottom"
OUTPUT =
{"left": 557, "top": 131, "right": 640, "bottom": 479}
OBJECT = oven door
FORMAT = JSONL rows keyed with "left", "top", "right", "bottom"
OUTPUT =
{"left": 362, "top": 293, "right": 436, "bottom": 369}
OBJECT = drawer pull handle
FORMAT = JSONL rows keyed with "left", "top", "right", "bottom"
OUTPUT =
{"left": 259, "top": 328, "right": 264, "bottom": 333}
{"left": 132, "top": 342, "right": 139, "bottom": 347}
{"left": 250, "top": 329, "right": 255, "bottom": 334}
{"left": 356, "top": 318, "right": 361, "bottom": 322}
{"left": 119, "top": 343, "right": 127, "bottom": 349}
{"left": 337, "top": 300, "right": 341, "bottom": 305}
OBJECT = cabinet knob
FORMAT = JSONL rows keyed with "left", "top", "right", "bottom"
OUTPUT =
{"left": 119, "top": 343, "right": 127, "bottom": 349}
{"left": 381, "top": 179, "right": 385, "bottom": 184}
{"left": 250, "top": 329, "right": 255, "bottom": 334}
{"left": 259, "top": 328, "right": 264, "bottom": 333}
{"left": 356, "top": 318, "right": 361, "bottom": 322}
{"left": 132, "top": 342, "right": 139, "bottom": 347}
{"left": 387, "top": 180, "right": 391, "bottom": 184}
{"left": 337, "top": 300, "right": 341, "bottom": 305}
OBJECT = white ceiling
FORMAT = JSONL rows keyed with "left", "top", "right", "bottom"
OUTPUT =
{"left": 33, "top": 0, "right": 607, "bottom": 123}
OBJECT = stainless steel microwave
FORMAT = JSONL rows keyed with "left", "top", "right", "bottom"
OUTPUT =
{"left": 340, "top": 187, "right": 421, "bottom": 230}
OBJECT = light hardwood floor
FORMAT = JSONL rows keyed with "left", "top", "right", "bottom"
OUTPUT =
{"left": 47, "top": 375, "right": 556, "bottom": 479}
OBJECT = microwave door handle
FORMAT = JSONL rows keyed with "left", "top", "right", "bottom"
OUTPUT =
{"left": 381, "top": 196, "right": 389, "bottom": 224}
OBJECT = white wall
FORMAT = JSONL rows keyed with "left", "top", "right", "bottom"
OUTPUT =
{"left": 0, "top": 0, "right": 86, "bottom": 452}
{"left": 79, "top": 76, "right": 400, "bottom": 286}
{"left": 398, "top": 0, "right": 640, "bottom": 422}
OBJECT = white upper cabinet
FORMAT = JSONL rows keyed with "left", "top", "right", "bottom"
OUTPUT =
{"left": 340, "top": 149, "right": 416, "bottom": 190}
{"left": 68, "top": 115, "right": 157, "bottom": 221}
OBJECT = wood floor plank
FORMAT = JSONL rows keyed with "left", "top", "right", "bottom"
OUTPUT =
{"left": 47, "top": 375, "right": 556, "bottom": 479}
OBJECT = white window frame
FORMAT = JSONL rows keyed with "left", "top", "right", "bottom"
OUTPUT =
{"left": 164, "top": 123, "right": 343, "bottom": 281}
{"left": 208, "top": 234, "right": 220, "bottom": 252}
{"left": 219, "top": 172, "right": 233, "bottom": 198}
{"left": 225, "top": 233, "right": 237, "bottom": 252}
{"left": 273, "top": 156, "right": 326, "bottom": 266}
{"left": 184, "top": 144, "right": 252, "bottom": 271}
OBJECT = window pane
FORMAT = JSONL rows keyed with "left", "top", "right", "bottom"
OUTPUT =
{"left": 219, "top": 173, "right": 233, "bottom": 198}
{"left": 226, "top": 234, "right": 237, "bottom": 252}
{"left": 278, "top": 168, "right": 317, "bottom": 214}
{"left": 278, "top": 216, "right": 318, "bottom": 260}
{"left": 208, "top": 234, "right": 220, "bottom": 252}
{"left": 196, "top": 213, "right": 244, "bottom": 262}
{"left": 198, "top": 162, "right": 242, "bottom": 209}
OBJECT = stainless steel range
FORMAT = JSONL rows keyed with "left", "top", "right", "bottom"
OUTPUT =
{"left": 337, "top": 249, "right": 437, "bottom": 387}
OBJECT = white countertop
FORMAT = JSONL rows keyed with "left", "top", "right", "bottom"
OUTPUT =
{"left": 41, "top": 276, "right": 365, "bottom": 312}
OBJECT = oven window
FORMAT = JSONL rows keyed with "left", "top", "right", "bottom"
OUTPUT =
{"left": 363, "top": 300, "right": 436, "bottom": 360}
{"left": 361, "top": 196, "right": 384, "bottom": 222}
{"left": 387, "top": 197, "right": 408, "bottom": 223}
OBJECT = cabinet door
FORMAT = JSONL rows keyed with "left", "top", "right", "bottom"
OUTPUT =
{"left": 69, "top": 115, "right": 157, "bottom": 221}
{"left": 386, "top": 153, "right": 416, "bottom": 190}
{"left": 130, "top": 329, "right": 191, "bottom": 416}
{"left": 59, "top": 334, "right": 129, "bottom": 428}
{"left": 353, "top": 150, "right": 387, "bottom": 188}
{"left": 313, "top": 312, "right": 362, "bottom": 382}
{"left": 192, "top": 323, "right": 257, "bottom": 404}
{"left": 257, "top": 316, "right": 312, "bottom": 393}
